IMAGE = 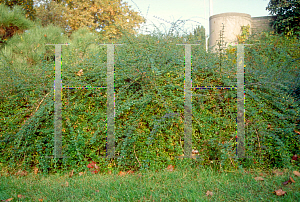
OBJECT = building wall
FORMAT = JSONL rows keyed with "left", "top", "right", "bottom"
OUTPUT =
{"left": 209, "top": 12, "right": 277, "bottom": 53}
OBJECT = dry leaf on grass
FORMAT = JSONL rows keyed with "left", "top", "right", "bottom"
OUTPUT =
{"left": 166, "top": 165, "right": 174, "bottom": 172}
{"left": 274, "top": 189, "right": 286, "bottom": 196}
{"left": 79, "top": 172, "right": 84, "bottom": 176}
{"left": 15, "top": 170, "right": 27, "bottom": 177}
{"left": 118, "top": 171, "right": 126, "bottom": 176}
{"left": 61, "top": 181, "right": 69, "bottom": 187}
{"left": 293, "top": 171, "right": 300, "bottom": 177}
{"left": 283, "top": 179, "right": 291, "bottom": 185}
{"left": 254, "top": 177, "right": 264, "bottom": 181}
{"left": 283, "top": 176, "right": 296, "bottom": 185}
{"left": 272, "top": 170, "right": 284, "bottom": 176}
{"left": 34, "top": 167, "right": 38, "bottom": 175}
{"left": 17, "top": 194, "right": 26, "bottom": 199}
{"left": 3, "top": 198, "right": 13, "bottom": 202}
{"left": 38, "top": 199, "right": 43, "bottom": 202}
{"left": 76, "top": 69, "right": 83, "bottom": 76}
{"left": 69, "top": 169, "right": 74, "bottom": 178}
{"left": 127, "top": 170, "right": 134, "bottom": 174}
{"left": 206, "top": 191, "right": 213, "bottom": 196}
{"left": 192, "top": 149, "right": 199, "bottom": 154}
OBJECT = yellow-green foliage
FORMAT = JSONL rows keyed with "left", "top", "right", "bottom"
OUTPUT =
{"left": 1, "top": 15, "right": 300, "bottom": 176}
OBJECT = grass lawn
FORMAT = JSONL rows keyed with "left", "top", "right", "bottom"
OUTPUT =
{"left": 1, "top": 164, "right": 300, "bottom": 201}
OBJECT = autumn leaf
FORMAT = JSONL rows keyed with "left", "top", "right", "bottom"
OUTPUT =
{"left": 274, "top": 189, "right": 286, "bottom": 196}
{"left": 192, "top": 149, "right": 199, "bottom": 154}
{"left": 38, "top": 199, "right": 43, "bottom": 202}
{"left": 272, "top": 170, "right": 284, "bottom": 176}
{"left": 69, "top": 169, "right": 74, "bottom": 178}
{"left": 4, "top": 198, "right": 13, "bottom": 202}
{"left": 254, "top": 177, "right": 264, "bottom": 181}
{"left": 118, "top": 171, "right": 126, "bottom": 176}
{"left": 94, "top": 164, "right": 99, "bottom": 170}
{"left": 206, "top": 191, "right": 213, "bottom": 196}
{"left": 127, "top": 170, "right": 134, "bottom": 174}
{"left": 17, "top": 194, "right": 26, "bottom": 199}
{"left": 291, "top": 154, "right": 298, "bottom": 161}
{"left": 34, "top": 167, "right": 39, "bottom": 175}
{"left": 77, "top": 69, "right": 83, "bottom": 76}
{"left": 282, "top": 179, "right": 291, "bottom": 185}
{"left": 293, "top": 171, "right": 300, "bottom": 177}
{"left": 165, "top": 165, "right": 174, "bottom": 172}
{"left": 61, "top": 181, "right": 69, "bottom": 187}
{"left": 15, "top": 170, "right": 28, "bottom": 177}
{"left": 289, "top": 176, "right": 295, "bottom": 183}
{"left": 79, "top": 172, "right": 84, "bottom": 176}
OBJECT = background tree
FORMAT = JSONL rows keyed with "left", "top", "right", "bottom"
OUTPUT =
{"left": 266, "top": 0, "right": 300, "bottom": 37}
{"left": 32, "top": 0, "right": 147, "bottom": 41}
{"left": 0, "top": 0, "right": 37, "bottom": 21}
{"left": 0, "top": 3, "right": 37, "bottom": 47}
{"left": 32, "top": 0, "right": 74, "bottom": 35}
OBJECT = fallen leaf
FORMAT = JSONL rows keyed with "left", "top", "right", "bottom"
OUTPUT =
{"left": 192, "top": 149, "right": 199, "bottom": 154}
{"left": 259, "top": 173, "right": 264, "bottom": 176}
{"left": 69, "top": 169, "right": 74, "bottom": 178}
{"left": 34, "top": 167, "right": 38, "bottom": 175}
{"left": 4, "top": 198, "right": 13, "bottom": 202}
{"left": 274, "top": 189, "right": 286, "bottom": 196}
{"left": 118, "top": 171, "right": 126, "bottom": 176}
{"left": 283, "top": 179, "right": 291, "bottom": 185}
{"left": 295, "top": 129, "right": 300, "bottom": 135}
{"left": 94, "top": 164, "right": 99, "bottom": 170}
{"left": 17, "top": 194, "right": 26, "bottom": 199}
{"left": 15, "top": 170, "right": 28, "bottom": 177}
{"left": 289, "top": 176, "right": 295, "bottom": 183}
{"left": 87, "top": 163, "right": 94, "bottom": 169}
{"left": 76, "top": 69, "right": 83, "bottom": 76}
{"left": 90, "top": 169, "right": 98, "bottom": 174}
{"left": 166, "top": 165, "right": 174, "bottom": 172}
{"left": 38, "top": 199, "right": 43, "bottom": 202}
{"left": 272, "top": 170, "right": 284, "bottom": 176}
{"left": 206, "top": 191, "right": 213, "bottom": 196}
{"left": 254, "top": 177, "right": 264, "bottom": 181}
{"left": 79, "top": 172, "right": 84, "bottom": 176}
{"left": 293, "top": 171, "right": 300, "bottom": 177}
{"left": 127, "top": 170, "right": 134, "bottom": 174}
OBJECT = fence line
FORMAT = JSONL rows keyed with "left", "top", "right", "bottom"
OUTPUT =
{"left": 44, "top": 43, "right": 251, "bottom": 161}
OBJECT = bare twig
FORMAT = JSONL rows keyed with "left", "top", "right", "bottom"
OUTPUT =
{"left": 21, "top": 91, "right": 50, "bottom": 126}
{"left": 254, "top": 128, "right": 261, "bottom": 154}
{"left": 133, "top": 144, "right": 142, "bottom": 167}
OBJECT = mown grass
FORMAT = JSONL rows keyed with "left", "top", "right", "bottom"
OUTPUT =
{"left": 1, "top": 164, "right": 300, "bottom": 201}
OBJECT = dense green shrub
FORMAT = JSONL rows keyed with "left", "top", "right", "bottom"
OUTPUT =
{"left": 1, "top": 18, "right": 299, "bottom": 176}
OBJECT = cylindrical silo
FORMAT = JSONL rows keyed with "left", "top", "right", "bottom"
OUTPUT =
{"left": 209, "top": 12, "right": 252, "bottom": 53}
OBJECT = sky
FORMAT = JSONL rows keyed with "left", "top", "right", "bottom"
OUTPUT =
{"left": 32, "top": 0, "right": 273, "bottom": 38}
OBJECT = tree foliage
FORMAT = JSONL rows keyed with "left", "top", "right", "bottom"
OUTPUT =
{"left": 266, "top": 0, "right": 300, "bottom": 37}
{"left": 32, "top": 0, "right": 147, "bottom": 41}
{"left": 0, "top": 0, "right": 37, "bottom": 21}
